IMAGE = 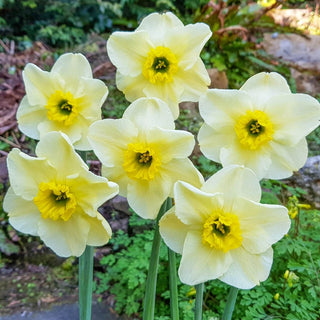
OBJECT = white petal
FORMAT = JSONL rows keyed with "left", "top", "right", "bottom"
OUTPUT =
{"left": 6, "top": 149, "right": 56, "bottom": 200}
{"left": 175, "top": 59, "right": 210, "bottom": 102}
{"left": 219, "top": 143, "right": 272, "bottom": 180}
{"left": 123, "top": 97, "right": 175, "bottom": 130}
{"left": 159, "top": 207, "right": 188, "bottom": 254}
{"left": 102, "top": 165, "right": 129, "bottom": 197}
{"left": 233, "top": 197, "right": 290, "bottom": 254}
{"left": 219, "top": 247, "right": 273, "bottom": 289}
{"left": 266, "top": 93, "right": 320, "bottom": 145}
{"left": 147, "top": 128, "right": 195, "bottom": 162}
{"left": 240, "top": 72, "right": 291, "bottom": 108}
{"left": 162, "top": 159, "right": 204, "bottom": 192}
{"left": 201, "top": 165, "right": 261, "bottom": 204}
{"left": 126, "top": 174, "right": 171, "bottom": 219}
{"left": 22, "top": 64, "right": 55, "bottom": 105}
{"left": 88, "top": 118, "right": 137, "bottom": 166}
{"left": 166, "top": 24, "right": 212, "bottom": 69}
{"left": 36, "top": 132, "right": 87, "bottom": 177}
{"left": 86, "top": 212, "right": 112, "bottom": 246}
{"left": 199, "top": 89, "right": 251, "bottom": 129}
{"left": 179, "top": 231, "right": 232, "bottom": 285}
{"left": 198, "top": 123, "right": 234, "bottom": 163}
{"left": 136, "top": 12, "right": 184, "bottom": 42}
{"left": 16, "top": 96, "right": 46, "bottom": 140}
{"left": 116, "top": 71, "right": 148, "bottom": 102}
{"left": 266, "top": 139, "right": 308, "bottom": 179}
{"left": 51, "top": 53, "right": 93, "bottom": 86}
{"left": 68, "top": 170, "right": 118, "bottom": 216}
{"left": 107, "top": 31, "right": 151, "bottom": 76}
{"left": 174, "top": 181, "right": 223, "bottom": 225}
{"left": 4, "top": 188, "right": 40, "bottom": 236}
{"left": 38, "top": 212, "right": 90, "bottom": 257}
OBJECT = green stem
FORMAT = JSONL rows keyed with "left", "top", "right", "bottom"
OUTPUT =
{"left": 166, "top": 197, "right": 179, "bottom": 320}
{"left": 79, "top": 245, "right": 94, "bottom": 320}
{"left": 168, "top": 248, "right": 179, "bottom": 320}
{"left": 195, "top": 283, "right": 204, "bottom": 320}
{"left": 143, "top": 198, "right": 170, "bottom": 320}
{"left": 222, "top": 286, "right": 239, "bottom": 320}
{"left": 77, "top": 150, "right": 93, "bottom": 320}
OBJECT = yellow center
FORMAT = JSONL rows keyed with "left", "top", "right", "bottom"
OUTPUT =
{"left": 33, "top": 182, "right": 77, "bottom": 221}
{"left": 202, "top": 211, "right": 242, "bottom": 252}
{"left": 123, "top": 142, "right": 161, "bottom": 181}
{"left": 234, "top": 110, "right": 274, "bottom": 150}
{"left": 45, "top": 90, "right": 79, "bottom": 126}
{"left": 142, "top": 46, "right": 178, "bottom": 84}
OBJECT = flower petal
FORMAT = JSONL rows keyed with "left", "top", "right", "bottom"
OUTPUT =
{"left": 240, "top": 72, "right": 291, "bottom": 108}
{"left": 174, "top": 181, "right": 222, "bottom": 225}
{"left": 175, "top": 59, "right": 210, "bottom": 102}
{"left": 4, "top": 188, "right": 40, "bottom": 236}
{"left": 123, "top": 97, "right": 174, "bottom": 130}
{"left": 85, "top": 212, "right": 112, "bottom": 246}
{"left": 17, "top": 96, "right": 47, "bottom": 140}
{"left": 147, "top": 128, "right": 195, "bottom": 162}
{"left": 88, "top": 118, "right": 137, "bottom": 166}
{"left": 159, "top": 207, "right": 188, "bottom": 254}
{"left": 179, "top": 231, "right": 232, "bottom": 285}
{"left": 6, "top": 149, "right": 56, "bottom": 200}
{"left": 102, "top": 165, "right": 129, "bottom": 197}
{"left": 266, "top": 139, "right": 308, "bottom": 179}
{"left": 219, "top": 247, "right": 273, "bottom": 289}
{"left": 198, "top": 123, "right": 234, "bottom": 163}
{"left": 234, "top": 197, "right": 290, "bottom": 254}
{"left": 127, "top": 174, "right": 171, "bottom": 219}
{"left": 68, "top": 170, "right": 118, "bottom": 217}
{"left": 199, "top": 89, "right": 251, "bottom": 129}
{"left": 38, "top": 212, "right": 90, "bottom": 257}
{"left": 266, "top": 93, "right": 320, "bottom": 146}
{"left": 201, "top": 165, "right": 261, "bottom": 204}
{"left": 219, "top": 143, "right": 272, "bottom": 180}
{"left": 107, "top": 31, "right": 151, "bottom": 76}
{"left": 51, "top": 53, "right": 93, "bottom": 87}
{"left": 136, "top": 12, "right": 184, "bottom": 42}
{"left": 167, "top": 24, "right": 212, "bottom": 69}
{"left": 163, "top": 159, "right": 204, "bottom": 193}
{"left": 22, "top": 64, "right": 56, "bottom": 105}
{"left": 36, "top": 132, "right": 87, "bottom": 177}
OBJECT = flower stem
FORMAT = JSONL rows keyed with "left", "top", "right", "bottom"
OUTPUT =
{"left": 143, "top": 198, "right": 170, "bottom": 320}
{"left": 77, "top": 150, "right": 94, "bottom": 320}
{"left": 166, "top": 196, "right": 179, "bottom": 320}
{"left": 79, "top": 245, "right": 94, "bottom": 320}
{"left": 195, "top": 283, "right": 204, "bottom": 320}
{"left": 222, "top": 286, "right": 239, "bottom": 320}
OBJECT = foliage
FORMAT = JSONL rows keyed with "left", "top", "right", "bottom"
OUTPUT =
{"left": 197, "top": 0, "right": 300, "bottom": 88}
{"left": 95, "top": 197, "right": 320, "bottom": 319}
{"left": 0, "top": 0, "right": 207, "bottom": 48}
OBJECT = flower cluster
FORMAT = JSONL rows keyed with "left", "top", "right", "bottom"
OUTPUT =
{"left": 3, "top": 10, "right": 320, "bottom": 298}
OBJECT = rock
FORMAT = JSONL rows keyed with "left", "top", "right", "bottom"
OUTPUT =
{"left": 110, "top": 195, "right": 130, "bottom": 216}
{"left": 285, "top": 156, "right": 320, "bottom": 209}
{"left": 207, "top": 68, "right": 229, "bottom": 89}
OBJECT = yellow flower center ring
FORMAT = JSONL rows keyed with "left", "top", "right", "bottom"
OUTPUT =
{"left": 235, "top": 110, "right": 274, "bottom": 150}
{"left": 33, "top": 181, "right": 77, "bottom": 221}
{"left": 45, "top": 90, "right": 79, "bottom": 126}
{"left": 143, "top": 46, "right": 178, "bottom": 84}
{"left": 202, "top": 211, "right": 242, "bottom": 252}
{"left": 123, "top": 142, "right": 161, "bottom": 181}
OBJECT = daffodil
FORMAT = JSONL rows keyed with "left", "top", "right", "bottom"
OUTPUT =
{"left": 159, "top": 165, "right": 290, "bottom": 289}
{"left": 3, "top": 132, "right": 118, "bottom": 257}
{"left": 17, "top": 53, "right": 108, "bottom": 150}
{"left": 107, "top": 12, "right": 212, "bottom": 119}
{"left": 88, "top": 97, "right": 204, "bottom": 219}
{"left": 198, "top": 72, "right": 320, "bottom": 179}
